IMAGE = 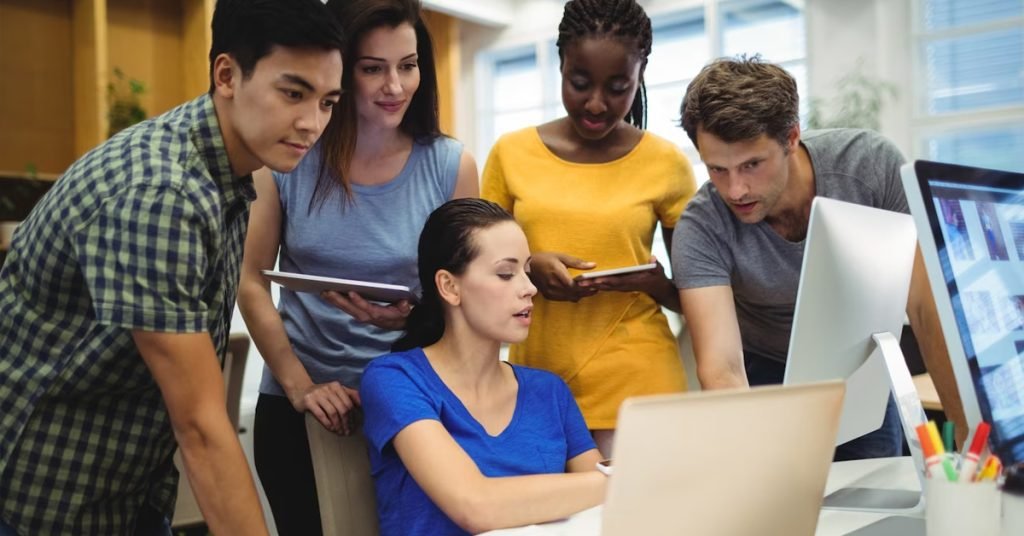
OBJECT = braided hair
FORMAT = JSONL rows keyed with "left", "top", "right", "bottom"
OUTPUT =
{"left": 556, "top": 0, "right": 652, "bottom": 129}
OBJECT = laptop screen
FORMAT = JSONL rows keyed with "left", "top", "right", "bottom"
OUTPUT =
{"left": 910, "top": 160, "right": 1024, "bottom": 465}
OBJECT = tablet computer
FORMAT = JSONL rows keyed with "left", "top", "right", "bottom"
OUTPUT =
{"left": 262, "top": 270, "right": 418, "bottom": 304}
{"left": 574, "top": 262, "right": 657, "bottom": 281}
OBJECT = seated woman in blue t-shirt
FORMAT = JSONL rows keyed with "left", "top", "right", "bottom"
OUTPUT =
{"left": 360, "top": 198, "right": 606, "bottom": 535}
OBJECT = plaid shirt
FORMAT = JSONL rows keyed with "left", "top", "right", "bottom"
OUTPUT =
{"left": 0, "top": 94, "right": 256, "bottom": 535}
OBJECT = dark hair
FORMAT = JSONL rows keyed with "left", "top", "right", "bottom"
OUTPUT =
{"left": 312, "top": 0, "right": 442, "bottom": 209}
{"left": 393, "top": 199, "right": 515, "bottom": 351}
{"left": 680, "top": 55, "right": 800, "bottom": 149}
{"left": 556, "top": 0, "right": 653, "bottom": 129}
{"left": 208, "top": 0, "right": 344, "bottom": 93}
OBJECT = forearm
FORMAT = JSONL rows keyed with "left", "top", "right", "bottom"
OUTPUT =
{"left": 910, "top": 306, "right": 967, "bottom": 446}
{"left": 175, "top": 412, "right": 269, "bottom": 535}
{"left": 650, "top": 276, "right": 681, "bottom": 313}
{"left": 454, "top": 471, "right": 606, "bottom": 533}
{"left": 238, "top": 283, "right": 312, "bottom": 395}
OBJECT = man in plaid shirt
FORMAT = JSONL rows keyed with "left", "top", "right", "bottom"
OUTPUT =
{"left": 0, "top": 1, "right": 343, "bottom": 534}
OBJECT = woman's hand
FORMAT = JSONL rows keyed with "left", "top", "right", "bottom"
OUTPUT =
{"left": 528, "top": 252, "right": 598, "bottom": 302}
{"left": 287, "top": 380, "right": 361, "bottom": 435}
{"left": 321, "top": 290, "right": 413, "bottom": 330}
{"left": 575, "top": 257, "right": 680, "bottom": 312}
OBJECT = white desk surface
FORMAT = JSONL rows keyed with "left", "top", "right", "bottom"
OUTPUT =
{"left": 482, "top": 457, "right": 921, "bottom": 535}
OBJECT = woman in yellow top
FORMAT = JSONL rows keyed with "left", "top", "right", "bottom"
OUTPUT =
{"left": 482, "top": 0, "right": 697, "bottom": 456}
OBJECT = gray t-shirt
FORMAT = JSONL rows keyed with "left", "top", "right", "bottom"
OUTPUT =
{"left": 671, "top": 129, "right": 908, "bottom": 363}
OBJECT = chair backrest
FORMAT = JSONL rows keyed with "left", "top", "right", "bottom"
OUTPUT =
{"left": 305, "top": 413, "right": 380, "bottom": 536}
{"left": 223, "top": 333, "right": 250, "bottom": 429}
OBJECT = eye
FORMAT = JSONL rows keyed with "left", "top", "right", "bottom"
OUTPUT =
{"left": 569, "top": 78, "right": 589, "bottom": 91}
{"left": 361, "top": 65, "right": 382, "bottom": 74}
{"left": 498, "top": 273, "right": 515, "bottom": 281}
{"left": 608, "top": 84, "right": 630, "bottom": 95}
{"left": 401, "top": 61, "right": 419, "bottom": 71}
{"left": 281, "top": 89, "right": 303, "bottom": 101}
{"left": 321, "top": 99, "right": 338, "bottom": 110}
{"left": 743, "top": 160, "right": 761, "bottom": 170}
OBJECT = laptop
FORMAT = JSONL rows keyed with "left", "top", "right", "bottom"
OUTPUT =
{"left": 601, "top": 381, "right": 845, "bottom": 536}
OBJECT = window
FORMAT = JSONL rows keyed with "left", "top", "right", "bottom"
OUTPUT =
{"left": 915, "top": 0, "right": 1024, "bottom": 172}
{"left": 477, "top": 0, "right": 807, "bottom": 186}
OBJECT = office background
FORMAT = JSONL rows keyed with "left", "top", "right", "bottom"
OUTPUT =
{"left": 1, "top": 0, "right": 1021, "bottom": 533}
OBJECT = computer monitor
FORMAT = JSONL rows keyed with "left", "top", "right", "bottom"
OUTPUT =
{"left": 783, "top": 197, "right": 929, "bottom": 514}
{"left": 901, "top": 160, "right": 1024, "bottom": 467}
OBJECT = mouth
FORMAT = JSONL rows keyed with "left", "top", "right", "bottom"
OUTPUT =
{"left": 580, "top": 117, "right": 607, "bottom": 132}
{"left": 513, "top": 306, "right": 532, "bottom": 320}
{"left": 376, "top": 100, "right": 405, "bottom": 113}
{"left": 282, "top": 141, "right": 310, "bottom": 154}
{"left": 730, "top": 200, "right": 758, "bottom": 214}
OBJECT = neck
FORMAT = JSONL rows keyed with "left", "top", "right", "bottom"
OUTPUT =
{"left": 767, "top": 143, "right": 815, "bottom": 231}
{"left": 212, "top": 93, "right": 257, "bottom": 177}
{"left": 424, "top": 324, "right": 505, "bottom": 388}
{"left": 355, "top": 121, "right": 409, "bottom": 159}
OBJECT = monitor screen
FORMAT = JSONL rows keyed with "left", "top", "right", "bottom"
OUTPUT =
{"left": 902, "top": 160, "right": 1024, "bottom": 465}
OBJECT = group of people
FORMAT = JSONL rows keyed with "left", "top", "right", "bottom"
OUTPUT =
{"left": 0, "top": 0, "right": 965, "bottom": 535}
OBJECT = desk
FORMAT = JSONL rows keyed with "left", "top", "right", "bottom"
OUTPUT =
{"left": 481, "top": 457, "right": 921, "bottom": 536}
{"left": 911, "top": 373, "right": 942, "bottom": 412}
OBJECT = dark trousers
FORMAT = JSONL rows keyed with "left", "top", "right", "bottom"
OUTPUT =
{"left": 745, "top": 355, "right": 905, "bottom": 461}
{"left": 0, "top": 506, "right": 170, "bottom": 536}
{"left": 254, "top": 393, "right": 323, "bottom": 536}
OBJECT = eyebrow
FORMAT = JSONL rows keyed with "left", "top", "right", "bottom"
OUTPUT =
{"left": 495, "top": 257, "right": 522, "bottom": 265}
{"left": 358, "top": 53, "right": 418, "bottom": 63}
{"left": 279, "top": 74, "right": 342, "bottom": 97}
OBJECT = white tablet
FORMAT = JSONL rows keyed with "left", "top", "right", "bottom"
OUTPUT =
{"left": 574, "top": 262, "right": 657, "bottom": 281}
{"left": 262, "top": 270, "right": 418, "bottom": 304}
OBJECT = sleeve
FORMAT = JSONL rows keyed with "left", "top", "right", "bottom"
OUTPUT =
{"left": 670, "top": 197, "right": 734, "bottom": 289}
{"left": 361, "top": 358, "right": 440, "bottom": 454}
{"left": 556, "top": 378, "right": 597, "bottom": 459}
{"left": 72, "top": 185, "right": 210, "bottom": 332}
{"left": 656, "top": 150, "right": 699, "bottom": 228}
{"left": 480, "top": 138, "right": 513, "bottom": 211}
{"left": 872, "top": 132, "right": 910, "bottom": 215}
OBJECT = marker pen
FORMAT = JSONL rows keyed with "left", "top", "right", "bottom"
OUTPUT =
{"left": 958, "top": 421, "right": 990, "bottom": 482}
{"left": 916, "top": 423, "right": 941, "bottom": 478}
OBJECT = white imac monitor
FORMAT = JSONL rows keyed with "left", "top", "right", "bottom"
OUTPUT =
{"left": 784, "top": 197, "right": 928, "bottom": 513}
{"left": 901, "top": 160, "right": 1024, "bottom": 466}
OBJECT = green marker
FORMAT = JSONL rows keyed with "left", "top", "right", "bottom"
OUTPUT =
{"left": 942, "top": 421, "right": 955, "bottom": 453}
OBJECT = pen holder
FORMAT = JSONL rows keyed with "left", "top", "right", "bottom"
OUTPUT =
{"left": 925, "top": 478, "right": 1000, "bottom": 536}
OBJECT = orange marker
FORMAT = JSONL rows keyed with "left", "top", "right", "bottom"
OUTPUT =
{"left": 916, "top": 423, "right": 942, "bottom": 478}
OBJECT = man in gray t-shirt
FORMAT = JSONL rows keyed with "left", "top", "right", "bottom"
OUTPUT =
{"left": 671, "top": 57, "right": 966, "bottom": 459}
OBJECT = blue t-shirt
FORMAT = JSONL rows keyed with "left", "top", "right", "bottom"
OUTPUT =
{"left": 361, "top": 348, "right": 596, "bottom": 536}
{"left": 259, "top": 137, "right": 462, "bottom": 394}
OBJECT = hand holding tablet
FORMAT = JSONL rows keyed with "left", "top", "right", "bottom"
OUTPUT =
{"left": 573, "top": 262, "right": 658, "bottom": 281}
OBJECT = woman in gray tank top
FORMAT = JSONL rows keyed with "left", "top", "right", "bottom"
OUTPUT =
{"left": 237, "top": 1, "right": 478, "bottom": 533}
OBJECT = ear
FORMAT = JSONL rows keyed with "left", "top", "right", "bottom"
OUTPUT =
{"left": 212, "top": 53, "right": 239, "bottom": 99}
{"left": 435, "top": 269, "right": 460, "bottom": 307}
{"left": 786, "top": 124, "right": 801, "bottom": 152}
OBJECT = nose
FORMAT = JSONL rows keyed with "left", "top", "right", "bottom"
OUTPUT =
{"left": 724, "top": 173, "right": 749, "bottom": 202}
{"left": 521, "top": 272, "right": 537, "bottom": 298}
{"left": 383, "top": 68, "right": 402, "bottom": 96}
{"left": 296, "top": 100, "right": 328, "bottom": 135}
{"left": 583, "top": 90, "right": 607, "bottom": 116}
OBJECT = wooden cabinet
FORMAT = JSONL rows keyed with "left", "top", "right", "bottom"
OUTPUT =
{"left": 0, "top": 0, "right": 214, "bottom": 175}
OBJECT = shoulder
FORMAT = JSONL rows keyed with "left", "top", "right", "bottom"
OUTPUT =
{"left": 492, "top": 127, "right": 540, "bottom": 152}
{"left": 420, "top": 135, "right": 463, "bottom": 156}
{"left": 512, "top": 364, "right": 572, "bottom": 396}
{"left": 637, "top": 131, "right": 689, "bottom": 161}
{"left": 364, "top": 348, "right": 423, "bottom": 378}
{"left": 803, "top": 129, "right": 903, "bottom": 169}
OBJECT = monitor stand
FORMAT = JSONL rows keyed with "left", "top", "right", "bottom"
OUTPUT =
{"left": 821, "top": 332, "right": 928, "bottom": 516}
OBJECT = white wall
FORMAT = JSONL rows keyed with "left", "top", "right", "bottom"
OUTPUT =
{"left": 793, "top": 0, "right": 913, "bottom": 155}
